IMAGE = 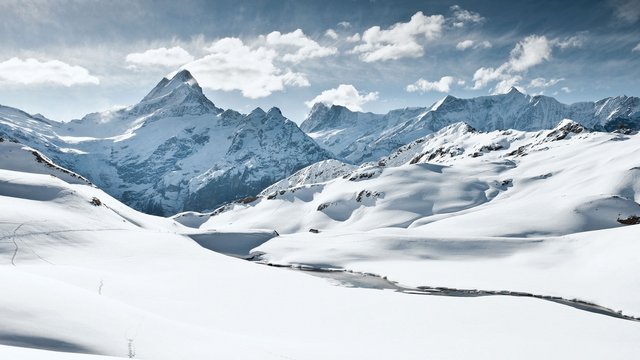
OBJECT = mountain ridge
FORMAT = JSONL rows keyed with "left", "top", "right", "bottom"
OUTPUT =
{"left": 1, "top": 73, "right": 638, "bottom": 215}
{"left": 0, "top": 71, "right": 332, "bottom": 215}
{"left": 302, "top": 89, "right": 640, "bottom": 163}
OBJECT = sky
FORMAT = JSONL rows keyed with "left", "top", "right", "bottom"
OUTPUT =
{"left": 0, "top": 0, "right": 639, "bottom": 123}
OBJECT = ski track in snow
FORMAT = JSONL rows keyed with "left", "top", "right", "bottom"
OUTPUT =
{"left": 9, "top": 223, "right": 24, "bottom": 266}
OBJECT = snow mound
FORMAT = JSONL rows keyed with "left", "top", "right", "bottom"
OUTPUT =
{"left": 0, "top": 140, "right": 91, "bottom": 185}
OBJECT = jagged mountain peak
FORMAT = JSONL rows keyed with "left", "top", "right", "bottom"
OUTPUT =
{"left": 491, "top": 86, "right": 526, "bottom": 98}
{"left": 172, "top": 68, "right": 197, "bottom": 83}
{"left": 301, "top": 103, "right": 376, "bottom": 134}
{"left": 308, "top": 103, "right": 353, "bottom": 117}
{"left": 309, "top": 102, "right": 328, "bottom": 113}
{"left": 128, "top": 70, "right": 222, "bottom": 117}
{"left": 249, "top": 107, "right": 267, "bottom": 117}
{"left": 267, "top": 107, "right": 283, "bottom": 117}
{"left": 431, "top": 94, "right": 459, "bottom": 110}
{"left": 221, "top": 108, "right": 242, "bottom": 118}
{"left": 141, "top": 69, "right": 201, "bottom": 102}
{"left": 507, "top": 86, "right": 523, "bottom": 95}
{"left": 328, "top": 104, "right": 354, "bottom": 113}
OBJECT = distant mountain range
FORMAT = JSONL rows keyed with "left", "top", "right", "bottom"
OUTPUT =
{"left": 302, "top": 88, "right": 640, "bottom": 163}
{"left": 1, "top": 72, "right": 638, "bottom": 215}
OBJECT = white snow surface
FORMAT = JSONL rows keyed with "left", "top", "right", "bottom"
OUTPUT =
{"left": 204, "top": 121, "right": 640, "bottom": 316}
{"left": 2, "top": 133, "right": 640, "bottom": 359}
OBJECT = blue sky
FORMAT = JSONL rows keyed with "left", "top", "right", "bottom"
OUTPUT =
{"left": 0, "top": 0, "right": 639, "bottom": 123}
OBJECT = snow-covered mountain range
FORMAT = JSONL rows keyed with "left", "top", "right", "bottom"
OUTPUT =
{"left": 302, "top": 88, "right": 640, "bottom": 163}
{"left": 0, "top": 70, "right": 331, "bottom": 215}
{"left": 1, "top": 75, "right": 638, "bottom": 217}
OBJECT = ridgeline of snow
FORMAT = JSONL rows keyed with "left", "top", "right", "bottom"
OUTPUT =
{"left": 260, "top": 159, "right": 357, "bottom": 196}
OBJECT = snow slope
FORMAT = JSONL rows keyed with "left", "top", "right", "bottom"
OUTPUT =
{"left": 2, "top": 138, "right": 640, "bottom": 359}
{"left": 303, "top": 89, "right": 640, "bottom": 163}
{"left": 0, "top": 71, "right": 331, "bottom": 215}
{"left": 202, "top": 120, "right": 640, "bottom": 316}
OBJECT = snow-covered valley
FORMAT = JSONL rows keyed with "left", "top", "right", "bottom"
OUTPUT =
{"left": 195, "top": 119, "right": 640, "bottom": 317}
{"left": 1, "top": 73, "right": 640, "bottom": 359}
{"left": 0, "top": 135, "right": 640, "bottom": 360}
{"left": 3, "top": 0, "right": 640, "bottom": 358}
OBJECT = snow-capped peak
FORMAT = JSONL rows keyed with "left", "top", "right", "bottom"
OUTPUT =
{"left": 141, "top": 69, "right": 201, "bottom": 103}
{"left": 301, "top": 103, "right": 369, "bottom": 133}
{"left": 249, "top": 107, "right": 267, "bottom": 117}
{"left": 431, "top": 95, "right": 454, "bottom": 111}
{"left": 507, "top": 86, "right": 523, "bottom": 95}
{"left": 267, "top": 107, "right": 286, "bottom": 120}
{"left": 309, "top": 102, "right": 329, "bottom": 114}
{"left": 129, "top": 70, "right": 222, "bottom": 117}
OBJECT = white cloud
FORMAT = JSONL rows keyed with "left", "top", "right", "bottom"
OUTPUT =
{"left": 346, "top": 33, "right": 361, "bottom": 43}
{"left": 0, "top": 57, "right": 99, "bottom": 86}
{"left": 456, "top": 39, "right": 491, "bottom": 50}
{"left": 507, "top": 35, "right": 552, "bottom": 72}
{"left": 264, "top": 29, "right": 338, "bottom": 63}
{"left": 325, "top": 29, "right": 338, "bottom": 40}
{"left": 350, "top": 11, "right": 445, "bottom": 62}
{"left": 472, "top": 35, "right": 558, "bottom": 93}
{"left": 610, "top": 0, "right": 640, "bottom": 23}
{"left": 561, "top": 86, "right": 573, "bottom": 93}
{"left": 125, "top": 46, "right": 194, "bottom": 68}
{"left": 633, "top": 43, "right": 640, "bottom": 52}
{"left": 450, "top": 5, "right": 485, "bottom": 27}
{"left": 528, "top": 77, "right": 564, "bottom": 88}
{"left": 552, "top": 35, "right": 585, "bottom": 49}
{"left": 183, "top": 37, "right": 309, "bottom": 99}
{"left": 338, "top": 21, "right": 351, "bottom": 28}
{"left": 472, "top": 66, "right": 505, "bottom": 89}
{"left": 305, "top": 84, "right": 378, "bottom": 111}
{"left": 406, "top": 76, "right": 462, "bottom": 93}
{"left": 456, "top": 40, "right": 474, "bottom": 50}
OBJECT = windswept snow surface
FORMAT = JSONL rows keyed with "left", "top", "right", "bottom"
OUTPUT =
{"left": 1, "top": 136, "right": 640, "bottom": 359}
{"left": 204, "top": 121, "right": 640, "bottom": 317}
